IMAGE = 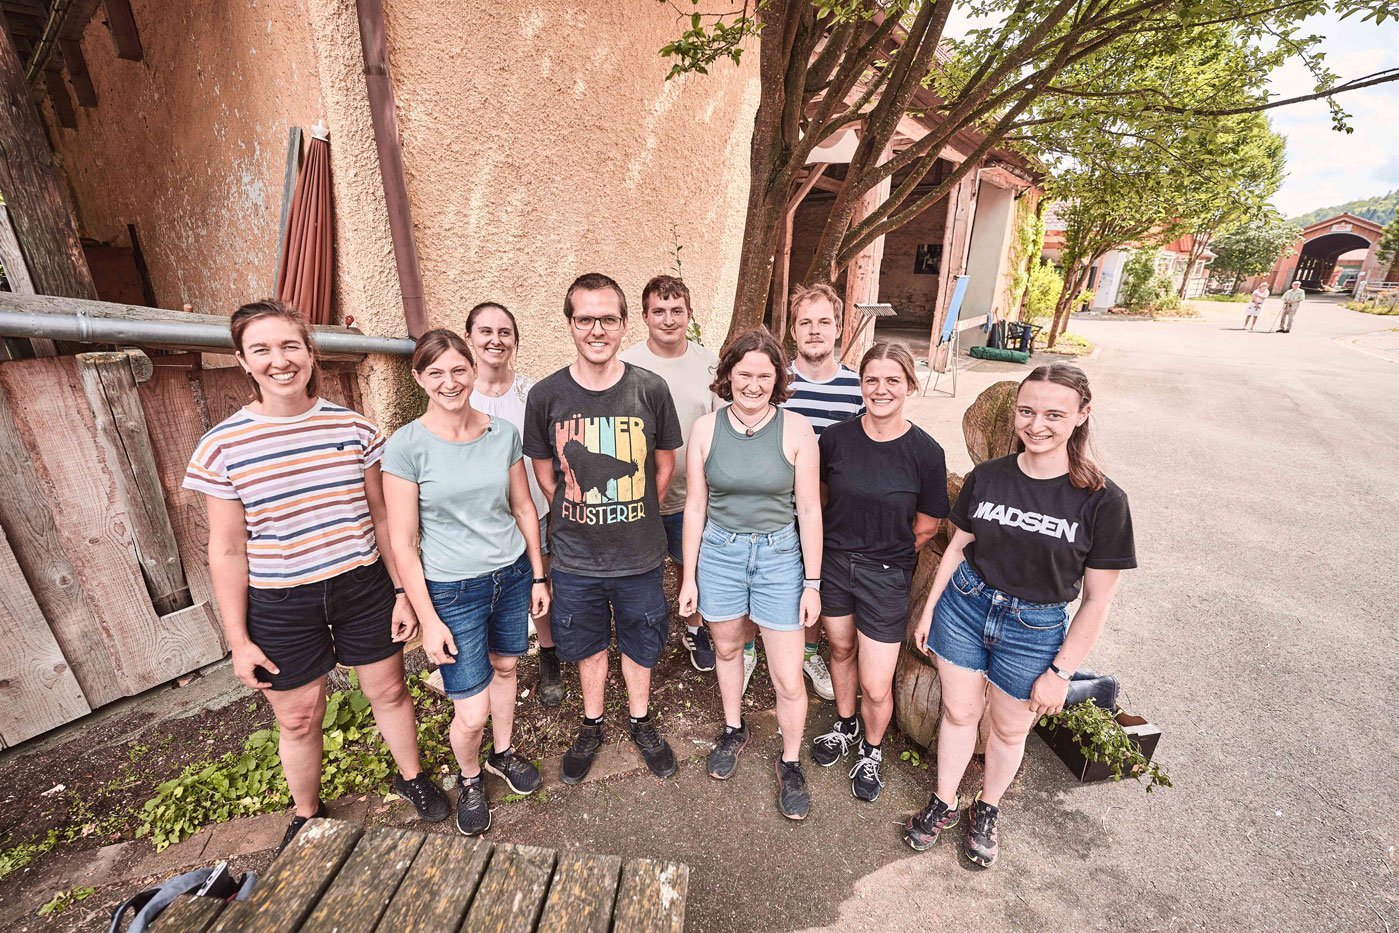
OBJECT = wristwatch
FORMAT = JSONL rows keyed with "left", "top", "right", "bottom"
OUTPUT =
{"left": 803, "top": 578, "right": 821, "bottom": 591}
{"left": 1048, "top": 662, "right": 1072, "bottom": 681}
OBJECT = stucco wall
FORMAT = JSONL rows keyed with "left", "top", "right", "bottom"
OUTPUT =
{"left": 380, "top": 0, "right": 760, "bottom": 377}
{"left": 44, "top": 0, "right": 325, "bottom": 316}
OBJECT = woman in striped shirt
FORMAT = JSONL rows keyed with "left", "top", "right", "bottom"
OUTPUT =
{"left": 185, "top": 300, "right": 449, "bottom": 852}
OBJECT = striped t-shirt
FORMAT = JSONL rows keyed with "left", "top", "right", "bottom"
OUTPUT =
{"left": 183, "top": 399, "right": 386, "bottom": 588}
{"left": 783, "top": 362, "right": 864, "bottom": 436}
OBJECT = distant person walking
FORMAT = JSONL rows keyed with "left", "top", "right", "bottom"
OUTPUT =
{"left": 1244, "top": 284, "right": 1270, "bottom": 331}
{"left": 1279, "top": 281, "right": 1305, "bottom": 334}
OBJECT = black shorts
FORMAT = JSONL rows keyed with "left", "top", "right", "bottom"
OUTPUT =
{"left": 549, "top": 565, "right": 671, "bottom": 668}
{"left": 820, "top": 550, "right": 913, "bottom": 644}
{"left": 246, "top": 559, "right": 402, "bottom": 690}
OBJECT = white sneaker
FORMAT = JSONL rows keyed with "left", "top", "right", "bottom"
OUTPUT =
{"left": 803, "top": 652, "right": 835, "bottom": 700}
{"left": 742, "top": 645, "right": 758, "bottom": 695}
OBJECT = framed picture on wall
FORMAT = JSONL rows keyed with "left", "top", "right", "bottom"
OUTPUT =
{"left": 915, "top": 243, "right": 942, "bottom": 275}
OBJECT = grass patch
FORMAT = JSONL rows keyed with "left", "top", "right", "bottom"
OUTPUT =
{"left": 1152, "top": 305, "right": 1202, "bottom": 318}
{"left": 1193, "top": 293, "right": 1249, "bottom": 302}
{"left": 1037, "top": 331, "right": 1094, "bottom": 355}
{"left": 1344, "top": 299, "right": 1399, "bottom": 315}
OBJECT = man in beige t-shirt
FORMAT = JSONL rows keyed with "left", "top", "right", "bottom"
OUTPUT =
{"left": 621, "top": 275, "right": 719, "bottom": 672}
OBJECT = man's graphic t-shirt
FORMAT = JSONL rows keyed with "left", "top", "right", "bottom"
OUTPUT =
{"left": 949, "top": 454, "right": 1136, "bottom": 603}
{"left": 524, "top": 364, "right": 682, "bottom": 577}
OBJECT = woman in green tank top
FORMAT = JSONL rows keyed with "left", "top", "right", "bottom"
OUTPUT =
{"left": 677, "top": 329, "right": 823, "bottom": 820}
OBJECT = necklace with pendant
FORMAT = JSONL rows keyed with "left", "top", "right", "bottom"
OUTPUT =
{"left": 731, "top": 404, "right": 772, "bottom": 437}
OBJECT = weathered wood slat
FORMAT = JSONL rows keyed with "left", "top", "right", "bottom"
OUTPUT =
{"left": 57, "top": 39, "right": 95, "bottom": 106}
{"left": 463, "top": 842, "right": 557, "bottom": 931}
{"left": 101, "top": 0, "right": 142, "bottom": 60}
{"left": 77, "top": 351, "right": 192, "bottom": 616}
{"left": 41, "top": 66, "right": 76, "bottom": 129}
{"left": 210, "top": 818, "right": 363, "bottom": 933}
{"left": 301, "top": 825, "right": 423, "bottom": 933}
{"left": 612, "top": 858, "right": 689, "bottom": 933}
{"left": 0, "top": 522, "right": 90, "bottom": 745}
{"left": 536, "top": 851, "right": 623, "bottom": 933}
{"left": 375, "top": 833, "right": 491, "bottom": 932}
{"left": 148, "top": 893, "right": 225, "bottom": 932}
{"left": 0, "top": 374, "right": 120, "bottom": 706}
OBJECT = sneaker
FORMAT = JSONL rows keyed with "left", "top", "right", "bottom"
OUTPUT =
{"left": 965, "top": 795, "right": 1000, "bottom": 867}
{"left": 454, "top": 774, "right": 491, "bottom": 836}
{"left": 684, "top": 627, "right": 716, "bottom": 672}
{"left": 628, "top": 718, "right": 677, "bottom": 778}
{"left": 707, "top": 721, "right": 749, "bottom": 780}
{"left": 484, "top": 747, "right": 542, "bottom": 795}
{"left": 904, "top": 793, "right": 960, "bottom": 851}
{"left": 803, "top": 652, "right": 835, "bottom": 700}
{"left": 774, "top": 757, "right": 810, "bottom": 820}
{"left": 742, "top": 645, "right": 758, "bottom": 695}
{"left": 811, "top": 718, "right": 861, "bottom": 767}
{"left": 393, "top": 771, "right": 451, "bottom": 823}
{"left": 277, "top": 800, "right": 327, "bottom": 854}
{"left": 537, "top": 648, "right": 565, "bottom": 708}
{"left": 849, "top": 741, "right": 883, "bottom": 802}
{"left": 561, "top": 720, "right": 604, "bottom": 785}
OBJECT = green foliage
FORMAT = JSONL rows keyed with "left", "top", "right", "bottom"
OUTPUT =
{"left": 1024, "top": 259, "right": 1063, "bottom": 325}
{"left": 1039, "top": 700, "right": 1172, "bottom": 792}
{"left": 898, "top": 748, "right": 925, "bottom": 769}
{"left": 1195, "top": 293, "right": 1249, "bottom": 302}
{"left": 0, "top": 830, "right": 60, "bottom": 880}
{"left": 1346, "top": 289, "right": 1399, "bottom": 314}
{"left": 1209, "top": 215, "right": 1303, "bottom": 289}
{"left": 1291, "top": 189, "right": 1398, "bottom": 228}
{"left": 1008, "top": 204, "right": 1046, "bottom": 316}
{"left": 36, "top": 886, "right": 94, "bottom": 917}
{"left": 1119, "top": 250, "right": 1181, "bottom": 312}
{"left": 1377, "top": 216, "right": 1399, "bottom": 267}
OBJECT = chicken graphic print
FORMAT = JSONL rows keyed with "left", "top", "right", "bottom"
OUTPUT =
{"left": 555, "top": 414, "right": 649, "bottom": 525}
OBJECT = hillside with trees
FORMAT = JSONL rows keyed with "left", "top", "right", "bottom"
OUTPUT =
{"left": 1291, "top": 190, "right": 1398, "bottom": 228}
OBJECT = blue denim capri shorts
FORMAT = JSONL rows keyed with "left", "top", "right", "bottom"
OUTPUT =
{"left": 928, "top": 561, "right": 1069, "bottom": 702}
{"left": 425, "top": 552, "right": 531, "bottom": 700}
{"left": 697, "top": 520, "right": 803, "bottom": 631}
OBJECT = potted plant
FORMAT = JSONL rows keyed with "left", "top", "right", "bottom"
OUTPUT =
{"left": 1035, "top": 700, "right": 1171, "bottom": 791}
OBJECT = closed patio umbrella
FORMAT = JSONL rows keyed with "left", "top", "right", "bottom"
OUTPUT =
{"left": 275, "top": 124, "right": 333, "bottom": 325}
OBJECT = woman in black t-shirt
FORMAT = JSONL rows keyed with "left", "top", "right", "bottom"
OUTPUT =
{"left": 904, "top": 363, "right": 1136, "bottom": 867}
{"left": 809, "top": 342, "right": 950, "bottom": 803}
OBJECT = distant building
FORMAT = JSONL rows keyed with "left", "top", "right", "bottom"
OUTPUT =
{"left": 1253, "top": 213, "right": 1388, "bottom": 294}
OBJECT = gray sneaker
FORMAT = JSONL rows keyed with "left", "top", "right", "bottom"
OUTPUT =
{"left": 774, "top": 757, "right": 810, "bottom": 820}
{"left": 803, "top": 653, "right": 835, "bottom": 701}
{"left": 849, "top": 741, "right": 883, "bottom": 802}
{"left": 707, "top": 721, "right": 749, "bottom": 780}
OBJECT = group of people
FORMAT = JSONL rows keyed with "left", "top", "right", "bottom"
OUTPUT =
{"left": 1243, "top": 281, "right": 1306, "bottom": 332}
{"left": 185, "top": 272, "right": 1135, "bottom": 868}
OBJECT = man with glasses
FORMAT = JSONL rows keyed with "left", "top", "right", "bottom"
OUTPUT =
{"left": 621, "top": 275, "right": 720, "bottom": 674}
{"left": 524, "top": 273, "right": 684, "bottom": 784}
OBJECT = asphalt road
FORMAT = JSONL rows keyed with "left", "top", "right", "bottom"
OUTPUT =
{"left": 489, "top": 295, "right": 1399, "bottom": 932}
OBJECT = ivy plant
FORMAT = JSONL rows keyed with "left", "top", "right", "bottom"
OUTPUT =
{"left": 1039, "top": 700, "right": 1172, "bottom": 793}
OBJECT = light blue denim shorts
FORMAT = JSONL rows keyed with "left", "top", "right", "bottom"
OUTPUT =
{"left": 697, "top": 520, "right": 803, "bottom": 631}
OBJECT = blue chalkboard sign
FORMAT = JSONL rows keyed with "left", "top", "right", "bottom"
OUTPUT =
{"left": 939, "top": 275, "right": 970, "bottom": 345}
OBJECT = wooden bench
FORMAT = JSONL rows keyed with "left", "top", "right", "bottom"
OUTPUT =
{"left": 147, "top": 818, "right": 688, "bottom": 932}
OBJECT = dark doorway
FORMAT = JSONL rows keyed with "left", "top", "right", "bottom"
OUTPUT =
{"left": 1294, "top": 232, "right": 1371, "bottom": 290}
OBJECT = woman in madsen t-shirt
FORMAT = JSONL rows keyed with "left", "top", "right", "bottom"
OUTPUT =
{"left": 904, "top": 363, "right": 1136, "bottom": 867}
{"left": 184, "top": 300, "right": 448, "bottom": 854}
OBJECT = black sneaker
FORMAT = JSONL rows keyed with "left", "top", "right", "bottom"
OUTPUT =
{"left": 537, "top": 648, "right": 565, "bottom": 708}
{"left": 683, "top": 627, "right": 716, "bottom": 672}
{"left": 965, "top": 795, "right": 1000, "bottom": 867}
{"left": 707, "top": 721, "right": 749, "bottom": 780}
{"left": 393, "top": 771, "right": 451, "bottom": 823}
{"left": 454, "top": 774, "right": 491, "bottom": 836}
{"left": 904, "top": 793, "right": 960, "bottom": 851}
{"left": 561, "top": 720, "right": 604, "bottom": 785}
{"left": 277, "top": 800, "right": 327, "bottom": 854}
{"left": 849, "top": 740, "right": 883, "bottom": 802}
{"left": 774, "top": 757, "right": 810, "bottom": 820}
{"left": 628, "top": 718, "right": 677, "bottom": 778}
{"left": 811, "top": 718, "right": 861, "bottom": 767}
{"left": 484, "top": 747, "right": 542, "bottom": 795}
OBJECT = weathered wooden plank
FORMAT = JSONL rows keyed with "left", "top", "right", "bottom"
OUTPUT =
{"left": 56, "top": 39, "right": 94, "bottom": 106}
{"left": 612, "top": 859, "right": 689, "bottom": 933}
{"left": 148, "top": 893, "right": 225, "bottom": 933}
{"left": 301, "top": 825, "right": 423, "bottom": 933}
{"left": 537, "top": 851, "right": 623, "bottom": 933}
{"left": 0, "top": 356, "right": 223, "bottom": 697}
{"left": 0, "top": 203, "right": 56, "bottom": 358}
{"left": 42, "top": 66, "right": 76, "bottom": 128}
{"left": 375, "top": 833, "right": 491, "bottom": 932}
{"left": 101, "top": 0, "right": 142, "bottom": 60}
{"left": 77, "top": 351, "right": 192, "bottom": 616}
{"left": 199, "top": 365, "right": 254, "bottom": 426}
{"left": 464, "top": 842, "right": 556, "bottom": 931}
{"left": 203, "top": 899, "right": 249, "bottom": 932}
{"left": 0, "top": 522, "right": 90, "bottom": 745}
{"left": 211, "top": 818, "right": 363, "bottom": 933}
{"left": 0, "top": 374, "right": 120, "bottom": 706}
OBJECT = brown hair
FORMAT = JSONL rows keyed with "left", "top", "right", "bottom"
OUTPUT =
{"left": 711, "top": 327, "right": 791, "bottom": 404}
{"left": 564, "top": 272, "right": 628, "bottom": 320}
{"left": 465, "top": 301, "right": 521, "bottom": 344}
{"left": 641, "top": 275, "right": 691, "bottom": 314}
{"left": 412, "top": 328, "right": 475, "bottom": 373}
{"left": 788, "top": 282, "right": 843, "bottom": 329}
{"left": 859, "top": 341, "right": 918, "bottom": 388}
{"left": 230, "top": 299, "right": 320, "bottom": 401}
{"left": 1015, "top": 363, "right": 1104, "bottom": 491}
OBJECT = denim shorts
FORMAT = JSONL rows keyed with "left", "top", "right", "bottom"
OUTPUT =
{"left": 662, "top": 511, "right": 684, "bottom": 564}
{"left": 697, "top": 521, "right": 803, "bottom": 631}
{"left": 550, "top": 565, "right": 670, "bottom": 668}
{"left": 425, "top": 553, "right": 531, "bottom": 700}
{"left": 928, "top": 561, "right": 1068, "bottom": 701}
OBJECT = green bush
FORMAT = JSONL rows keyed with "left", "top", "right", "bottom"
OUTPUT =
{"left": 1119, "top": 250, "right": 1180, "bottom": 313}
{"left": 1024, "top": 259, "right": 1062, "bottom": 325}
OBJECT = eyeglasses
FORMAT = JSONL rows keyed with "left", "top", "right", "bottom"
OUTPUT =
{"left": 570, "top": 315, "right": 624, "bottom": 333}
